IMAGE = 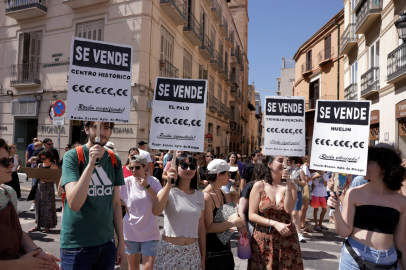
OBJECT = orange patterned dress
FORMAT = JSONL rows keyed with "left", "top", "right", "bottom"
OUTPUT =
{"left": 248, "top": 185, "right": 304, "bottom": 270}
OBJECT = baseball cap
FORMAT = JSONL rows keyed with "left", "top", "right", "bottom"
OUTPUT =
{"left": 130, "top": 155, "right": 148, "bottom": 166}
{"left": 137, "top": 141, "right": 147, "bottom": 146}
{"left": 207, "top": 159, "right": 238, "bottom": 174}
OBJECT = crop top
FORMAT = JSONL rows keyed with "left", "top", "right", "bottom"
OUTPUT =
{"left": 162, "top": 188, "right": 205, "bottom": 238}
{"left": 353, "top": 205, "right": 400, "bottom": 235}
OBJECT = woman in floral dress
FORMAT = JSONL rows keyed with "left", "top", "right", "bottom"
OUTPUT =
{"left": 248, "top": 155, "right": 303, "bottom": 270}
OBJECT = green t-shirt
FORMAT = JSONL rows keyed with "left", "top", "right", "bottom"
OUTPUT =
{"left": 61, "top": 145, "right": 124, "bottom": 248}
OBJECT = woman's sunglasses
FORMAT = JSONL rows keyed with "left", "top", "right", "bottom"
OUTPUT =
{"left": 179, "top": 163, "right": 197, "bottom": 170}
{"left": 0, "top": 157, "right": 14, "bottom": 167}
{"left": 40, "top": 157, "right": 47, "bottom": 161}
{"left": 206, "top": 155, "right": 214, "bottom": 159}
{"left": 129, "top": 166, "right": 143, "bottom": 171}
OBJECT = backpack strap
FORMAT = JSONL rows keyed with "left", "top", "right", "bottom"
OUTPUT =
{"left": 106, "top": 149, "right": 118, "bottom": 174}
{"left": 75, "top": 146, "right": 85, "bottom": 175}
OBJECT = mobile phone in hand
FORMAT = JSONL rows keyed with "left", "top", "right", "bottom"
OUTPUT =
{"left": 330, "top": 191, "right": 343, "bottom": 209}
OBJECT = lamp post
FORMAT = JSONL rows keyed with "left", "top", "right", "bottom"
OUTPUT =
{"left": 395, "top": 11, "right": 406, "bottom": 43}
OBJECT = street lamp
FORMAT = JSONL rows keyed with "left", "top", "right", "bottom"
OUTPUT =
{"left": 395, "top": 11, "right": 406, "bottom": 43}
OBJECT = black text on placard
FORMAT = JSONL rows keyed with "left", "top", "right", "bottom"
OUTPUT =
{"left": 155, "top": 78, "right": 206, "bottom": 104}
{"left": 316, "top": 101, "right": 370, "bottom": 125}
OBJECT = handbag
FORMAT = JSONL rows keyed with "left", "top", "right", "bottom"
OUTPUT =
{"left": 27, "top": 179, "right": 39, "bottom": 201}
{"left": 214, "top": 202, "right": 236, "bottom": 244}
{"left": 302, "top": 184, "right": 310, "bottom": 201}
{"left": 205, "top": 249, "right": 235, "bottom": 270}
{"left": 345, "top": 239, "right": 399, "bottom": 270}
{"left": 237, "top": 234, "right": 251, "bottom": 259}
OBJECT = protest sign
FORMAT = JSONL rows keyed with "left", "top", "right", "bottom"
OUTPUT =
{"left": 149, "top": 77, "right": 207, "bottom": 152}
{"left": 310, "top": 100, "right": 371, "bottom": 176}
{"left": 66, "top": 37, "right": 132, "bottom": 123}
{"left": 264, "top": 96, "right": 306, "bottom": 156}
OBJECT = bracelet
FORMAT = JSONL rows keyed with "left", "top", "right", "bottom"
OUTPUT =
{"left": 144, "top": 184, "right": 150, "bottom": 190}
{"left": 33, "top": 247, "right": 43, "bottom": 252}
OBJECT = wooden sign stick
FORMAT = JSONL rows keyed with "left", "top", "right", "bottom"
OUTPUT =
{"left": 95, "top": 121, "right": 101, "bottom": 166}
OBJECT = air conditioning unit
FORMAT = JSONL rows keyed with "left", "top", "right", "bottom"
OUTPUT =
{"left": 11, "top": 98, "right": 39, "bottom": 117}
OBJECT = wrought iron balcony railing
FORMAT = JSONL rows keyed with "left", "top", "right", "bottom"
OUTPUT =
{"left": 305, "top": 95, "right": 335, "bottom": 110}
{"left": 183, "top": 12, "right": 203, "bottom": 45}
{"left": 6, "top": 0, "right": 47, "bottom": 13}
{"left": 344, "top": 83, "right": 358, "bottom": 100}
{"left": 317, "top": 47, "right": 334, "bottom": 66}
{"left": 387, "top": 43, "right": 406, "bottom": 83}
{"left": 210, "top": 0, "right": 221, "bottom": 23}
{"left": 209, "top": 94, "right": 218, "bottom": 112}
{"left": 340, "top": 24, "right": 357, "bottom": 54}
{"left": 159, "top": 59, "right": 179, "bottom": 78}
{"left": 160, "top": 0, "right": 187, "bottom": 24}
{"left": 218, "top": 102, "right": 225, "bottom": 116}
{"left": 355, "top": 0, "right": 382, "bottom": 34}
{"left": 10, "top": 62, "right": 41, "bottom": 86}
{"left": 199, "top": 34, "right": 214, "bottom": 59}
{"left": 361, "top": 67, "right": 380, "bottom": 97}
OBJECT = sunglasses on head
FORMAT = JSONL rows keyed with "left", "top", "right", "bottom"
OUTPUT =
{"left": 129, "top": 166, "right": 143, "bottom": 171}
{"left": 0, "top": 157, "right": 14, "bottom": 168}
{"left": 179, "top": 163, "right": 197, "bottom": 170}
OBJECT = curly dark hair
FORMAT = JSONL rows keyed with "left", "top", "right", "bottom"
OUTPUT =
{"left": 262, "top": 155, "right": 277, "bottom": 185}
{"left": 0, "top": 139, "right": 8, "bottom": 152}
{"left": 174, "top": 153, "right": 197, "bottom": 189}
{"left": 253, "top": 156, "right": 269, "bottom": 181}
{"left": 38, "top": 149, "right": 55, "bottom": 163}
{"left": 367, "top": 146, "right": 405, "bottom": 191}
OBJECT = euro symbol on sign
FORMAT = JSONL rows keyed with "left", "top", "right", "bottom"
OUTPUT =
{"left": 197, "top": 120, "right": 202, "bottom": 126}
{"left": 79, "top": 85, "right": 85, "bottom": 92}
{"left": 165, "top": 117, "right": 171, "bottom": 124}
{"left": 334, "top": 140, "right": 339, "bottom": 146}
{"left": 102, "top": 88, "right": 107, "bottom": 94}
{"left": 72, "top": 85, "right": 79, "bottom": 92}
{"left": 315, "top": 138, "right": 320, "bottom": 145}
{"left": 178, "top": 119, "right": 183, "bottom": 125}
{"left": 353, "top": 141, "right": 359, "bottom": 148}
{"left": 95, "top": 87, "right": 101, "bottom": 94}
{"left": 173, "top": 118, "right": 178, "bottom": 124}
{"left": 321, "top": 139, "right": 325, "bottom": 145}
{"left": 160, "top": 117, "right": 165, "bottom": 124}
{"left": 359, "top": 142, "right": 365, "bottom": 148}
{"left": 191, "top": 120, "right": 196, "bottom": 126}
{"left": 123, "top": 90, "right": 128, "bottom": 96}
{"left": 117, "top": 89, "right": 123, "bottom": 96}
{"left": 326, "top": 139, "right": 330, "bottom": 146}
{"left": 85, "top": 86, "right": 92, "bottom": 93}
{"left": 154, "top": 117, "right": 160, "bottom": 123}
{"left": 184, "top": 119, "right": 189, "bottom": 126}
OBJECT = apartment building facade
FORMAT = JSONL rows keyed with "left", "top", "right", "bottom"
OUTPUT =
{"left": 341, "top": 0, "right": 406, "bottom": 156}
{"left": 292, "top": 10, "right": 345, "bottom": 154}
{"left": 0, "top": 0, "right": 251, "bottom": 163}
{"left": 279, "top": 57, "right": 295, "bottom": 96}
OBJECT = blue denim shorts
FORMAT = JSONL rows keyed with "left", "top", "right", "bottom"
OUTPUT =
{"left": 60, "top": 240, "right": 116, "bottom": 270}
{"left": 124, "top": 240, "right": 159, "bottom": 256}
{"left": 339, "top": 237, "right": 399, "bottom": 270}
{"left": 221, "top": 181, "right": 232, "bottom": 194}
{"left": 294, "top": 191, "right": 303, "bottom": 211}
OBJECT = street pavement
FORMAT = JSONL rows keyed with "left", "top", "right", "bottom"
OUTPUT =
{"left": 16, "top": 174, "right": 342, "bottom": 269}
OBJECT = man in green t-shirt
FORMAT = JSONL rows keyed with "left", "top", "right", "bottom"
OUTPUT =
{"left": 61, "top": 121, "right": 125, "bottom": 270}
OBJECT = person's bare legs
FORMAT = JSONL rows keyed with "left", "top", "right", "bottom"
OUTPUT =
{"left": 300, "top": 200, "right": 309, "bottom": 228}
{"left": 319, "top": 208, "right": 327, "bottom": 228}
{"left": 313, "top": 207, "right": 319, "bottom": 228}
{"left": 292, "top": 210, "right": 301, "bottom": 233}
{"left": 127, "top": 253, "right": 141, "bottom": 270}
{"left": 142, "top": 255, "right": 156, "bottom": 270}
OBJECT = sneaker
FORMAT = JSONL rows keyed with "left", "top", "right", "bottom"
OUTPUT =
{"left": 298, "top": 233, "right": 306, "bottom": 242}
{"left": 29, "top": 204, "right": 35, "bottom": 211}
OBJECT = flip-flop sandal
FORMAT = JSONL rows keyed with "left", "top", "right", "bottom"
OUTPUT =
{"left": 301, "top": 227, "right": 310, "bottom": 233}
{"left": 29, "top": 227, "right": 41, "bottom": 232}
{"left": 320, "top": 225, "right": 329, "bottom": 230}
{"left": 42, "top": 228, "right": 50, "bottom": 233}
{"left": 314, "top": 226, "right": 322, "bottom": 232}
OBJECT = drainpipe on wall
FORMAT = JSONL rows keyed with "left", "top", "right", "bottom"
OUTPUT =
{"left": 335, "top": 19, "right": 340, "bottom": 100}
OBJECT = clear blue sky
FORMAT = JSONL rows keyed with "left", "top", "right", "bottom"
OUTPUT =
{"left": 247, "top": 1, "right": 344, "bottom": 109}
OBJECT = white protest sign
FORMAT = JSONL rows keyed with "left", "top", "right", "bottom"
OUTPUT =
{"left": 53, "top": 117, "right": 65, "bottom": 126}
{"left": 149, "top": 77, "right": 207, "bottom": 152}
{"left": 310, "top": 100, "right": 371, "bottom": 176}
{"left": 66, "top": 37, "right": 132, "bottom": 123}
{"left": 264, "top": 96, "right": 306, "bottom": 156}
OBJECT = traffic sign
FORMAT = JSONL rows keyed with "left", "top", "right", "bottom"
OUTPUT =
{"left": 53, "top": 117, "right": 65, "bottom": 126}
{"left": 53, "top": 100, "right": 66, "bottom": 117}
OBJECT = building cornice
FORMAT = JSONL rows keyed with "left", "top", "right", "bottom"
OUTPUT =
{"left": 380, "top": 18, "right": 396, "bottom": 38}
{"left": 381, "top": 1, "right": 394, "bottom": 20}
{"left": 357, "top": 47, "right": 368, "bottom": 61}
{"left": 379, "top": 84, "right": 395, "bottom": 98}
{"left": 357, "top": 34, "right": 365, "bottom": 46}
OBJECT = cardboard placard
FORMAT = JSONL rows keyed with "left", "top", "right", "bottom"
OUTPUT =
{"left": 66, "top": 37, "right": 133, "bottom": 123}
{"left": 264, "top": 96, "right": 306, "bottom": 156}
{"left": 149, "top": 77, "right": 208, "bottom": 152}
{"left": 22, "top": 167, "right": 62, "bottom": 181}
{"left": 310, "top": 100, "right": 371, "bottom": 175}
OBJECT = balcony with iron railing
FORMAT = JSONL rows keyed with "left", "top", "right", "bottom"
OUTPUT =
{"left": 340, "top": 24, "right": 357, "bottom": 55}
{"left": 224, "top": 105, "right": 230, "bottom": 119}
{"left": 225, "top": 30, "right": 234, "bottom": 49}
{"left": 225, "top": 71, "right": 233, "bottom": 86}
{"left": 360, "top": 66, "right": 380, "bottom": 98}
{"left": 160, "top": 0, "right": 187, "bottom": 26}
{"left": 201, "top": 0, "right": 212, "bottom": 7}
{"left": 219, "top": 17, "right": 228, "bottom": 38}
{"left": 210, "top": 50, "right": 222, "bottom": 71}
{"left": 219, "top": 63, "right": 228, "bottom": 81}
{"left": 344, "top": 83, "right": 358, "bottom": 100}
{"left": 159, "top": 59, "right": 179, "bottom": 78}
{"left": 209, "top": 94, "right": 218, "bottom": 112}
{"left": 5, "top": 0, "right": 47, "bottom": 20}
{"left": 183, "top": 13, "right": 203, "bottom": 46}
{"left": 230, "top": 48, "right": 237, "bottom": 63}
{"left": 305, "top": 95, "right": 335, "bottom": 111}
{"left": 210, "top": 0, "right": 221, "bottom": 24}
{"left": 10, "top": 62, "right": 41, "bottom": 87}
{"left": 218, "top": 102, "right": 225, "bottom": 116}
{"left": 301, "top": 59, "right": 314, "bottom": 76}
{"left": 354, "top": 0, "right": 382, "bottom": 35}
{"left": 230, "top": 85, "right": 241, "bottom": 103}
{"left": 318, "top": 47, "right": 335, "bottom": 67}
{"left": 387, "top": 43, "right": 406, "bottom": 84}
{"left": 62, "top": 0, "right": 108, "bottom": 9}
{"left": 198, "top": 34, "right": 214, "bottom": 61}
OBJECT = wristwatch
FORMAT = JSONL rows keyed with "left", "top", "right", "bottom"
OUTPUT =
{"left": 144, "top": 184, "right": 150, "bottom": 190}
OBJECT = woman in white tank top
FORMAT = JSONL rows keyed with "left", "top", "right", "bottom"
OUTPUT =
{"left": 4, "top": 144, "right": 22, "bottom": 198}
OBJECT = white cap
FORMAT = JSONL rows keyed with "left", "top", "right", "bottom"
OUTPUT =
{"left": 207, "top": 159, "right": 238, "bottom": 174}
{"left": 105, "top": 142, "right": 117, "bottom": 153}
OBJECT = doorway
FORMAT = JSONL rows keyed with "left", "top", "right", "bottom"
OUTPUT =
{"left": 71, "top": 120, "right": 85, "bottom": 144}
{"left": 14, "top": 118, "right": 38, "bottom": 167}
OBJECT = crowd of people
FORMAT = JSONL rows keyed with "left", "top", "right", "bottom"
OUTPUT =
{"left": 1, "top": 121, "right": 406, "bottom": 269}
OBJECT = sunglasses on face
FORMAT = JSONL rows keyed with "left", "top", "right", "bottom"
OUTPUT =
{"left": 40, "top": 157, "right": 47, "bottom": 161}
{"left": 207, "top": 155, "right": 214, "bottom": 159}
{"left": 179, "top": 163, "right": 197, "bottom": 170}
{"left": 129, "top": 166, "right": 143, "bottom": 171}
{"left": 47, "top": 143, "right": 53, "bottom": 146}
{"left": 0, "top": 157, "right": 14, "bottom": 168}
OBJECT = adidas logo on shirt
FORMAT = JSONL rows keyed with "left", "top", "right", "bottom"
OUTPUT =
{"left": 88, "top": 166, "right": 113, "bottom": 197}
